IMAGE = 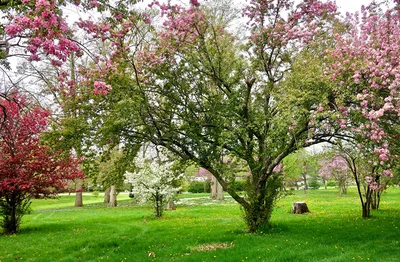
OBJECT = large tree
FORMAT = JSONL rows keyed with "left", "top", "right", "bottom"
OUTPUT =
{"left": 93, "top": 0, "right": 344, "bottom": 232}
{"left": 0, "top": 91, "right": 83, "bottom": 234}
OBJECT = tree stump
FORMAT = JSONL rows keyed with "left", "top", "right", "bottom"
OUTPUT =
{"left": 167, "top": 200, "right": 176, "bottom": 210}
{"left": 292, "top": 202, "right": 310, "bottom": 214}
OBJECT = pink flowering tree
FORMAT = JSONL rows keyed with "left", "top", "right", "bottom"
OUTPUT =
{"left": 321, "top": 2, "right": 400, "bottom": 216}
{"left": 333, "top": 141, "right": 393, "bottom": 217}
{"left": 318, "top": 155, "right": 351, "bottom": 196}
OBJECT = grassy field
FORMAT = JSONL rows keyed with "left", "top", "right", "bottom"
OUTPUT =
{"left": 0, "top": 187, "right": 399, "bottom": 262}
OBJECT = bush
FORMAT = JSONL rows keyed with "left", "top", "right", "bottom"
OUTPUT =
{"left": 308, "top": 179, "right": 321, "bottom": 190}
{"left": 327, "top": 181, "right": 337, "bottom": 187}
{"left": 188, "top": 181, "right": 210, "bottom": 193}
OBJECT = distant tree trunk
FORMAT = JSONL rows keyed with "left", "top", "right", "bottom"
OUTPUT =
{"left": 74, "top": 179, "right": 83, "bottom": 207}
{"left": 302, "top": 174, "right": 308, "bottom": 194}
{"left": 322, "top": 178, "right": 327, "bottom": 189}
{"left": 217, "top": 181, "right": 224, "bottom": 200}
{"left": 210, "top": 176, "right": 224, "bottom": 200}
{"left": 210, "top": 176, "right": 217, "bottom": 198}
{"left": 109, "top": 185, "right": 117, "bottom": 207}
{"left": 104, "top": 187, "right": 110, "bottom": 203}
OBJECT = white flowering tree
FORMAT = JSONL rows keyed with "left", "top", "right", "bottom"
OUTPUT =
{"left": 125, "top": 156, "right": 183, "bottom": 217}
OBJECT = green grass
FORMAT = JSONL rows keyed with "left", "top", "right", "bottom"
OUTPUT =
{"left": 1, "top": 187, "right": 399, "bottom": 261}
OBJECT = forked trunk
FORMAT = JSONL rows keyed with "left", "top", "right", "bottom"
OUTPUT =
{"left": 371, "top": 190, "right": 381, "bottom": 210}
{"left": 362, "top": 189, "right": 373, "bottom": 218}
{"left": 243, "top": 176, "right": 281, "bottom": 233}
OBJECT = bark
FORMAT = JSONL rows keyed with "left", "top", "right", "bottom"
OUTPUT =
{"left": 104, "top": 187, "right": 111, "bottom": 203}
{"left": 210, "top": 175, "right": 224, "bottom": 200}
{"left": 109, "top": 185, "right": 117, "bottom": 207}
{"left": 217, "top": 181, "right": 224, "bottom": 200}
{"left": 210, "top": 176, "right": 217, "bottom": 199}
{"left": 74, "top": 179, "right": 84, "bottom": 207}
{"left": 362, "top": 188, "right": 373, "bottom": 218}
{"left": 371, "top": 190, "right": 382, "bottom": 210}
{"left": 153, "top": 192, "right": 163, "bottom": 217}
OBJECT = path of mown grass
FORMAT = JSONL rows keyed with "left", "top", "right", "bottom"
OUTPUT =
{"left": 0, "top": 187, "right": 399, "bottom": 262}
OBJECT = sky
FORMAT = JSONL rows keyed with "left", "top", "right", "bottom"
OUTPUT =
{"left": 334, "top": 0, "right": 368, "bottom": 14}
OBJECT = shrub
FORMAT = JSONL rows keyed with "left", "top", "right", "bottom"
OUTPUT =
{"left": 327, "top": 181, "right": 337, "bottom": 187}
{"left": 308, "top": 179, "right": 321, "bottom": 190}
{"left": 188, "top": 181, "right": 210, "bottom": 193}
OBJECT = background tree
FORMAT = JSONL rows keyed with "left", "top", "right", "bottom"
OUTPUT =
{"left": 0, "top": 91, "right": 83, "bottom": 234}
{"left": 98, "top": 148, "right": 130, "bottom": 207}
{"left": 283, "top": 149, "right": 319, "bottom": 193}
{"left": 124, "top": 155, "right": 183, "bottom": 217}
{"left": 318, "top": 155, "right": 351, "bottom": 196}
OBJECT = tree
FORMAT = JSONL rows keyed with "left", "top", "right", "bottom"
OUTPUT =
{"left": 125, "top": 155, "right": 182, "bottom": 217}
{"left": 318, "top": 155, "right": 351, "bottom": 196}
{"left": 0, "top": 91, "right": 83, "bottom": 234}
{"left": 98, "top": 0, "right": 342, "bottom": 232}
{"left": 323, "top": 2, "right": 400, "bottom": 217}
{"left": 98, "top": 148, "right": 130, "bottom": 207}
{"left": 283, "top": 149, "right": 319, "bottom": 193}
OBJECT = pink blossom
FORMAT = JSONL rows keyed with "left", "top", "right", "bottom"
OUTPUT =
{"left": 190, "top": 0, "right": 200, "bottom": 7}
{"left": 383, "top": 170, "right": 393, "bottom": 177}
{"left": 94, "top": 81, "right": 112, "bottom": 96}
{"left": 365, "top": 176, "right": 373, "bottom": 183}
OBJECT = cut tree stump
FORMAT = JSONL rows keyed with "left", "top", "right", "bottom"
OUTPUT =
{"left": 292, "top": 202, "right": 310, "bottom": 214}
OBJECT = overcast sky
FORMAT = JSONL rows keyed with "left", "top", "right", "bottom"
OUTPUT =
{"left": 334, "top": 0, "right": 366, "bottom": 14}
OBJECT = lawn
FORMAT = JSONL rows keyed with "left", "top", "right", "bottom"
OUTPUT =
{"left": 0, "top": 187, "right": 399, "bottom": 262}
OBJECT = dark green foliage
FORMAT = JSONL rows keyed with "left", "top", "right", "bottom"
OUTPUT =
{"left": 0, "top": 197, "right": 31, "bottom": 234}
{"left": 188, "top": 181, "right": 211, "bottom": 193}
{"left": 308, "top": 179, "right": 321, "bottom": 190}
{"left": 327, "top": 181, "right": 337, "bottom": 187}
{"left": 229, "top": 180, "right": 246, "bottom": 192}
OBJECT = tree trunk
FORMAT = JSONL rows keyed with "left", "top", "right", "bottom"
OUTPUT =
{"left": 217, "top": 180, "right": 224, "bottom": 200}
{"left": 302, "top": 174, "right": 308, "bottom": 194}
{"left": 154, "top": 192, "right": 163, "bottom": 217}
{"left": 292, "top": 202, "right": 310, "bottom": 214}
{"left": 104, "top": 187, "right": 110, "bottom": 203}
{"left": 210, "top": 175, "right": 224, "bottom": 200}
{"left": 210, "top": 176, "right": 217, "bottom": 198}
{"left": 243, "top": 176, "right": 281, "bottom": 233}
{"left": 109, "top": 185, "right": 117, "bottom": 207}
{"left": 1, "top": 196, "right": 31, "bottom": 234}
{"left": 362, "top": 189, "right": 372, "bottom": 218}
{"left": 74, "top": 179, "right": 84, "bottom": 207}
{"left": 362, "top": 203, "right": 370, "bottom": 218}
{"left": 371, "top": 190, "right": 382, "bottom": 210}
